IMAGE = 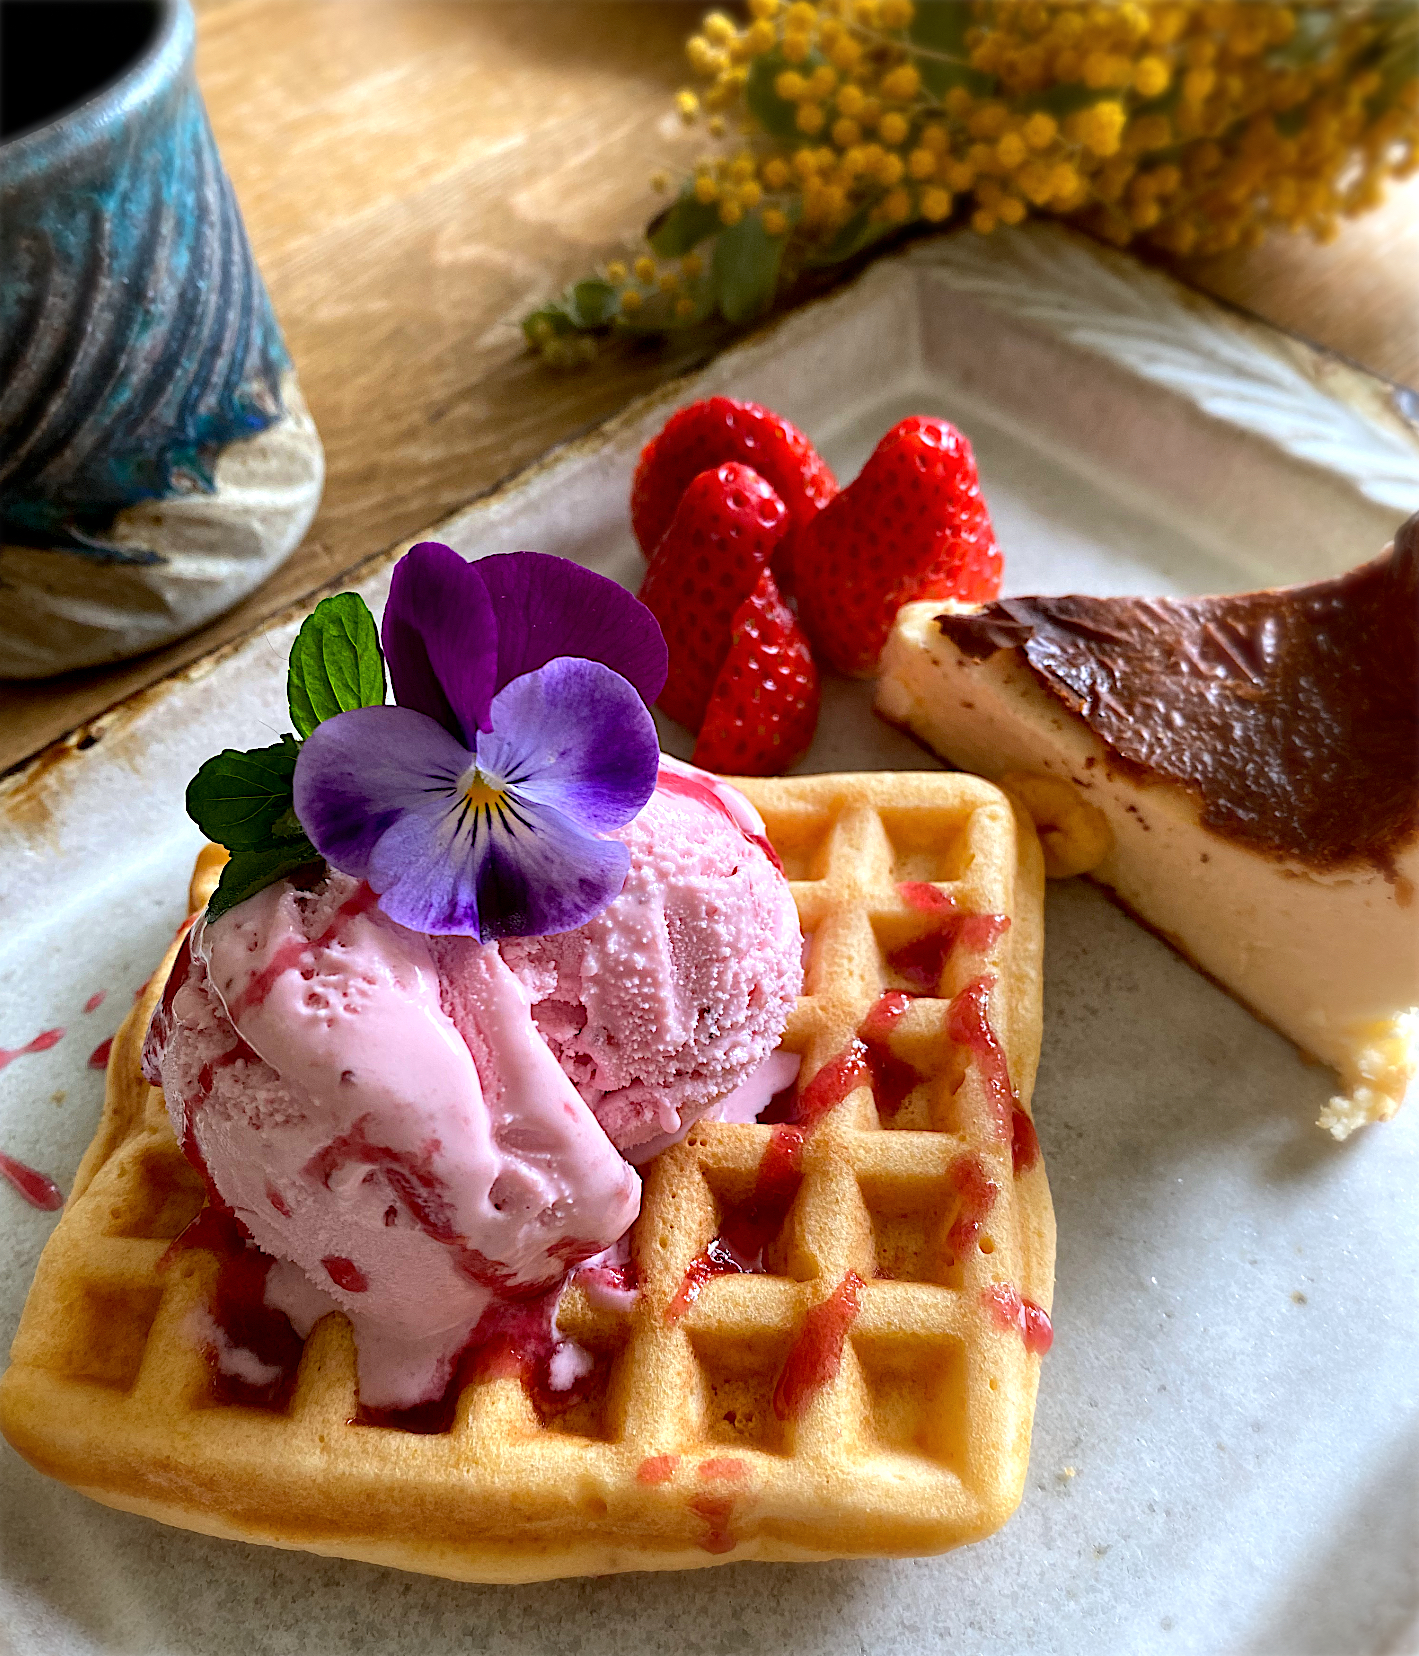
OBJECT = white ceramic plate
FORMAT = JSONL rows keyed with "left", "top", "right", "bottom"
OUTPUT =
{"left": 3, "top": 224, "right": 1417, "bottom": 1656}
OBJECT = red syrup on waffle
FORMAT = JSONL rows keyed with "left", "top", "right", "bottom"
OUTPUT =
{"left": 890, "top": 882, "right": 1009, "bottom": 993}
{"left": 773, "top": 1270, "right": 864, "bottom": 1420}
{"left": 858, "top": 990, "right": 921, "bottom": 1119}
{"left": 666, "top": 1126, "right": 807, "bottom": 1323}
{"left": 982, "top": 1282, "right": 1054, "bottom": 1355}
{"left": 160, "top": 1205, "right": 305, "bottom": 1412}
{"left": 355, "top": 1289, "right": 606, "bottom": 1435}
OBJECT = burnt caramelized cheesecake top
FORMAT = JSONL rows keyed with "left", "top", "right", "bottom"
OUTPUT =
{"left": 935, "top": 512, "right": 1419, "bottom": 875}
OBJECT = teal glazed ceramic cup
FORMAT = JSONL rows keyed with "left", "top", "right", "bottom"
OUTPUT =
{"left": 0, "top": 0, "right": 324, "bottom": 678}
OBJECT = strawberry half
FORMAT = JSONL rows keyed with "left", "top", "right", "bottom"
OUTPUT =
{"left": 636, "top": 462, "right": 789, "bottom": 732}
{"left": 631, "top": 397, "right": 837, "bottom": 594}
{"left": 795, "top": 416, "right": 1002, "bottom": 677}
{"left": 693, "top": 567, "right": 820, "bottom": 777}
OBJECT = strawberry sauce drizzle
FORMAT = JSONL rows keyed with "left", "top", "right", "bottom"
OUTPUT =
{"left": 226, "top": 882, "right": 381, "bottom": 1020}
{"left": 718, "top": 1124, "right": 804, "bottom": 1262}
{"left": 982, "top": 1282, "right": 1054, "bottom": 1355}
{"left": 946, "top": 1154, "right": 999, "bottom": 1258}
{"left": 0, "top": 1151, "right": 64, "bottom": 1211}
{"left": 858, "top": 991, "right": 922, "bottom": 1118}
{"left": 946, "top": 973, "right": 1016, "bottom": 1139}
{"left": 358, "top": 1287, "right": 603, "bottom": 1434}
{"left": 688, "top": 1493, "right": 738, "bottom": 1554}
{"left": 791, "top": 1040, "right": 869, "bottom": 1129}
{"left": 667, "top": 1124, "right": 806, "bottom": 1323}
{"left": 322, "top": 1256, "right": 369, "bottom": 1293}
{"left": 161, "top": 1205, "right": 305, "bottom": 1410}
{"left": 0, "top": 1027, "right": 64, "bottom": 1073}
{"left": 697, "top": 1456, "right": 749, "bottom": 1482}
{"left": 637, "top": 1453, "right": 680, "bottom": 1485}
{"left": 773, "top": 1269, "right": 863, "bottom": 1421}
{"left": 666, "top": 1237, "right": 746, "bottom": 1324}
{"left": 1011, "top": 1105, "right": 1040, "bottom": 1174}
{"left": 88, "top": 1036, "right": 114, "bottom": 1071}
{"left": 890, "top": 882, "right": 1009, "bottom": 993}
{"left": 83, "top": 990, "right": 108, "bottom": 1014}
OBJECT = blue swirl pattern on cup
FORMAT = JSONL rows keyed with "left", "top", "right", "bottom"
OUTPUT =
{"left": 0, "top": 1, "right": 290, "bottom": 562}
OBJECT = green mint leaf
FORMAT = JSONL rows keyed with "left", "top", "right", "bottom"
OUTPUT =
{"left": 186, "top": 740, "right": 301, "bottom": 850}
{"left": 207, "top": 841, "right": 323, "bottom": 922}
{"left": 287, "top": 592, "right": 386, "bottom": 738}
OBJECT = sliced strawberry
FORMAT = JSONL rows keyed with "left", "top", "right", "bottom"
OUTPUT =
{"left": 795, "top": 416, "right": 1002, "bottom": 677}
{"left": 631, "top": 397, "right": 837, "bottom": 593}
{"left": 636, "top": 463, "right": 789, "bottom": 732}
{"left": 693, "top": 568, "right": 820, "bottom": 777}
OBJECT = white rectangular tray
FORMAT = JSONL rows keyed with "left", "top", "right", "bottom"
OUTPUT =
{"left": 3, "top": 222, "right": 1417, "bottom": 1656}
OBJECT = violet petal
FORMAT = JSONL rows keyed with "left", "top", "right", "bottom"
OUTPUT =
{"left": 292, "top": 704, "right": 473, "bottom": 880}
{"left": 475, "top": 551, "right": 668, "bottom": 704}
{"left": 464, "top": 796, "right": 631, "bottom": 942}
{"left": 291, "top": 700, "right": 639, "bottom": 941}
{"left": 382, "top": 543, "right": 499, "bottom": 741}
{"left": 357, "top": 773, "right": 631, "bottom": 940}
{"left": 477, "top": 658, "right": 659, "bottom": 832}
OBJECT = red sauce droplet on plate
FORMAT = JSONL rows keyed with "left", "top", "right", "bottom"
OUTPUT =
{"left": 87, "top": 1036, "right": 114, "bottom": 1071}
{"left": 982, "top": 1282, "right": 1054, "bottom": 1355}
{"left": 0, "top": 1027, "right": 64, "bottom": 1074}
{"left": 83, "top": 990, "right": 108, "bottom": 1014}
{"left": 0, "top": 1150, "right": 64, "bottom": 1211}
{"left": 773, "top": 1270, "right": 864, "bottom": 1421}
{"left": 946, "top": 973, "right": 1016, "bottom": 1138}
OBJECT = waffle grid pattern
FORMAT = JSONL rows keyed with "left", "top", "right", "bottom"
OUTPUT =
{"left": 1, "top": 773, "right": 1052, "bottom": 1582}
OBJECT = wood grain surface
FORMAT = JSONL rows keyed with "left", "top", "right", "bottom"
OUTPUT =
{"left": 3, "top": 0, "right": 1417, "bottom": 775}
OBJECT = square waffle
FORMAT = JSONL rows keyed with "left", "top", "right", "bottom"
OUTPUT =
{"left": 0, "top": 771, "right": 1052, "bottom": 1581}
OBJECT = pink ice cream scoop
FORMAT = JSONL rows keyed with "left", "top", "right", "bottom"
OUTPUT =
{"left": 143, "top": 761, "right": 801, "bottom": 1409}
{"left": 498, "top": 761, "right": 803, "bottom": 1161}
{"left": 143, "top": 875, "right": 640, "bottom": 1408}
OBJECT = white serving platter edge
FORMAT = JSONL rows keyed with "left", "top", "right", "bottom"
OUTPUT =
{"left": 2, "top": 222, "right": 1416, "bottom": 1656}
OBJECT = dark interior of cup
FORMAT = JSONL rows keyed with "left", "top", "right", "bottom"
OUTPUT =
{"left": 1, "top": 0, "right": 161, "bottom": 141}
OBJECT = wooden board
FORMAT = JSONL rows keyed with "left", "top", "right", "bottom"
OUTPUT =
{"left": 3, "top": 0, "right": 1416, "bottom": 775}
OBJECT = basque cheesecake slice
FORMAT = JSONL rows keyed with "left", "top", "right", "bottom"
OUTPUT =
{"left": 876, "top": 513, "right": 1419, "bottom": 1138}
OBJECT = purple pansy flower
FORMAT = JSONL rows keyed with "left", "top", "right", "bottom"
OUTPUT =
{"left": 292, "top": 543, "right": 667, "bottom": 940}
